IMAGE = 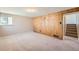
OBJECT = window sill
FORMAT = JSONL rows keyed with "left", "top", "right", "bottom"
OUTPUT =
{"left": 0, "top": 25, "right": 13, "bottom": 26}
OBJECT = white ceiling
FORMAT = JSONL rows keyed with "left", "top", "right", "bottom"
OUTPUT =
{"left": 0, "top": 7, "right": 73, "bottom": 17}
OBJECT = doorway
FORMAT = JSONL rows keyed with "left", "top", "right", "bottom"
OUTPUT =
{"left": 63, "top": 12, "right": 78, "bottom": 40}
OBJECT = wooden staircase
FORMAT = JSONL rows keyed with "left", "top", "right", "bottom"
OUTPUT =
{"left": 66, "top": 24, "right": 78, "bottom": 38}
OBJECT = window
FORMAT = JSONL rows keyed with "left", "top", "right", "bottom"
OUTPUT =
{"left": 0, "top": 16, "right": 12, "bottom": 25}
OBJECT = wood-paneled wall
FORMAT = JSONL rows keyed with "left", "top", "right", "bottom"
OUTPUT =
{"left": 33, "top": 13, "right": 63, "bottom": 39}
{"left": 33, "top": 7, "right": 79, "bottom": 40}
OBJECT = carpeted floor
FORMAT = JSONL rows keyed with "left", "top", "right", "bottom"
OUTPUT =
{"left": 0, "top": 32, "right": 79, "bottom": 51}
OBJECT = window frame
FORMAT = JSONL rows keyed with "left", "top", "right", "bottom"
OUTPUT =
{"left": 0, "top": 16, "right": 12, "bottom": 25}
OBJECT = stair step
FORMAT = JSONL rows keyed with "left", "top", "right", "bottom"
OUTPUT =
{"left": 67, "top": 27, "right": 76, "bottom": 28}
{"left": 66, "top": 34, "right": 78, "bottom": 38}
{"left": 66, "top": 32, "right": 77, "bottom": 34}
{"left": 66, "top": 29, "right": 77, "bottom": 32}
{"left": 66, "top": 24, "right": 78, "bottom": 38}
{"left": 67, "top": 24, "right": 76, "bottom": 26}
{"left": 66, "top": 34, "right": 77, "bottom": 37}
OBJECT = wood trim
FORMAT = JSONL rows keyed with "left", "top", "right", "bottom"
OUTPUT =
{"left": 60, "top": 7, "right": 79, "bottom": 14}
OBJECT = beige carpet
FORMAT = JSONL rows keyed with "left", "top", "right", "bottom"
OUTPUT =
{"left": 0, "top": 32, "right": 79, "bottom": 51}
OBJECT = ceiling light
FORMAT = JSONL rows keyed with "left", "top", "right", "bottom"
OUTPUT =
{"left": 26, "top": 8, "right": 37, "bottom": 12}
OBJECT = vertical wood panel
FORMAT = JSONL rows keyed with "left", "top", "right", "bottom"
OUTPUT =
{"left": 33, "top": 17, "right": 42, "bottom": 32}
{"left": 41, "top": 16, "right": 46, "bottom": 34}
{"left": 33, "top": 13, "right": 63, "bottom": 39}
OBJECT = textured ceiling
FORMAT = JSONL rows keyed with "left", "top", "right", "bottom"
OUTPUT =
{"left": 0, "top": 7, "right": 73, "bottom": 17}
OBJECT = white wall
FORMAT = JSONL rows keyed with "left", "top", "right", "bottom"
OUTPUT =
{"left": 0, "top": 13, "right": 33, "bottom": 37}
{"left": 65, "top": 14, "right": 77, "bottom": 24}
